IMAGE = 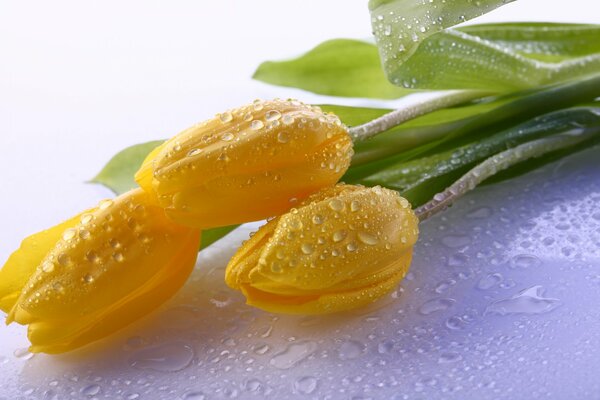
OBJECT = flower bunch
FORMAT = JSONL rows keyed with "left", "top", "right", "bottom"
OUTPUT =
{"left": 0, "top": 99, "right": 418, "bottom": 353}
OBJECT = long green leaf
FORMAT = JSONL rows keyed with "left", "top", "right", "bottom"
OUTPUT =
{"left": 356, "top": 107, "right": 600, "bottom": 206}
{"left": 253, "top": 39, "right": 411, "bottom": 99}
{"left": 369, "top": 0, "right": 600, "bottom": 91}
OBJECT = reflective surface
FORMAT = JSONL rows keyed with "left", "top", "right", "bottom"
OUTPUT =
{"left": 1, "top": 147, "right": 598, "bottom": 400}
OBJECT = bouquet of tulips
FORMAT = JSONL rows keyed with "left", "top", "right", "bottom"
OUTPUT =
{"left": 1, "top": 0, "right": 599, "bottom": 354}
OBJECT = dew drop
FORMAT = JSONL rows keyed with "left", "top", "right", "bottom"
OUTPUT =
{"left": 301, "top": 243, "right": 315, "bottom": 255}
{"left": 294, "top": 376, "right": 318, "bottom": 394}
{"left": 338, "top": 340, "right": 365, "bottom": 360}
{"left": 265, "top": 110, "right": 282, "bottom": 121}
{"left": 79, "top": 229, "right": 91, "bottom": 240}
{"left": 358, "top": 231, "right": 379, "bottom": 245}
{"left": 250, "top": 120, "right": 264, "bottom": 130}
{"left": 57, "top": 253, "right": 72, "bottom": 267}
{"left": 312, "top": 214, "right": 324, "bottom": 225}
{"left": 129, "top": 342, "right": 194, "bottom": 372}
{"left": 98, "top": 199, "right": 113, "bottom": 210}
{"left": 418, "top": 298, "right": 455, "bottom": 315}
{"left": 346, "top": 242, "right": 357, "bottom": 252}
{"left": 269, "top": 341, "right": 318, "bottom": 369}
{"left": 83, "top": 274, "right": 94, "bottom": 284}
{"left": 81, "top": 384, "right": 101, "bottom": 397}
{"left": 86, "top": 250, "right": 99, "bottom": 263}
{"left": 350, "top": 200, "right": 361, "bottom": 212}
{"left": 277, "top": 131, "right": 289, "bottom": 143}
{"left": 187, "top": 148, "right": 202, "bottom": 157}
{"left": 62, "top": 228, "right": 77, "bottom": 241}
{"left": 282, "top": 115, "right": 295, "bottom": 125}
{"left": 80, "top": 214, "right": 94, "bottom": 224}
{"left": 221, "top": 132, "right": 234, "bottom": 142}
{"left": 112, "top": 252, "right": 124, "bottom": 262}
{"left": 219, "top": 111, "right": 233, "bottom": 123}
{"left": 485, "top": 286, "right": 561, "bottom": 316}
{"left": 328, "top": 199, "right": 344, "bottom": 211}
{"left": 41, "top": 262, "right": 55, "bottom": 273}
{"left": 332, "top": 230, "right": 346, "bottom": 242}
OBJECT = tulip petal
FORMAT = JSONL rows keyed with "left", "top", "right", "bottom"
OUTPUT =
{"left": 240, "top": 250, "right": 412, "bottom": 314}
{"left": 0, "top": 213, "right": 85, "bottom": 313}
{"left": 135, "top": 99, "right": 353, "bottom": 229}
{"left": 5, "top": 189, "right": 200, "bottom": 353}
{"left": 225, "top": 184, "right": 420, "bottom": 315}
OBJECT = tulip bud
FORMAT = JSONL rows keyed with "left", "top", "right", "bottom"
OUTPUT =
{"left": 0, "top": 189, "right": 200, "bottom": 353}
{"left": 225, "top": 184, "right": 419, "bottom": 315}
{"left": 135, "top": 99, "right": 353, "bottom": 229}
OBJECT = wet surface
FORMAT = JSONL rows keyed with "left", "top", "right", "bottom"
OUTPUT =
{"left": 0, "top": 146, "right": 598, "bottom": 400}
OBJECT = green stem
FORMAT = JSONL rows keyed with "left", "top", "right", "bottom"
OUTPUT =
{"left": 348, "top": 90, "right": 488, "bottom": 142}
{"left": 414, "top": 126, "right": 600, "bottom": 221}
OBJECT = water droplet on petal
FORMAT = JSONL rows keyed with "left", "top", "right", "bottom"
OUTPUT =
{"left": 358, "top": 232, "right": 379, "bottom": 245}
{"left": 250, "top": 120, "right": 264, "bottom": 130}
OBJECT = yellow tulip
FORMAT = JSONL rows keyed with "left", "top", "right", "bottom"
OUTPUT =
{"left": 225, "top": 184, "right": 419, "bottom": 314}
{"left": 0, "top": 189, "right": 200, "bottom": 354}
{"left": 135, "top": 99, "right": 353, "bottom": 229}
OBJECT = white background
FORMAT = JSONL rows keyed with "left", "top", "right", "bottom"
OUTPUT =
{"left": 0, "top": 0, "right": 598, "bottom": 260}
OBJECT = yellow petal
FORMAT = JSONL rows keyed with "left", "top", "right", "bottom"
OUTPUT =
{"left": 6, "top": 189, "right": 200, "bottom": 353}
{"left": 0, "top": 212, "right": 87, "bottom": 312}
{"left": 135, "top": 99, "right": 353, "bottom": 229}
{"left": 225, "top": 184, "right": 419, "bottom": 314}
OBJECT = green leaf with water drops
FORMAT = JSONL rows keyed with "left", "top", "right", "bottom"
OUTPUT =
{"left": 357, "top": 106, "right": 600, "bottom": 206}
{"left": 369, "top": 0, "right": 515, "bottom": 80}
{"left": 253, "top": 39, "right": 412, "bottom": 99}
{"left": 370, "top": 9, "right": 600, "bottom": 91}
{"left": 90, "top": 140, "right": 164, "bottom": 195}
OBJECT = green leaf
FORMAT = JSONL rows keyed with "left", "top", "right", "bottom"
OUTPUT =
{"left": 369, "top": 0, "right": 600, "bottom": 91}
{"left": 90, "top": 141, "right": 163, "bottom": 195}
{"left": 200, "top": 225, "right": 240, "bottom": 249}
{"left": 253, "top": 39, "right": 412, "bottom": 99}
{"left": 344, "top": 73, "right": 600, "bottom": 181}
{"left": 360, "top": 106, "right": 600, "bottom": 206}
{"left": 369, "top": 0, "right": 514, "bottom": 74}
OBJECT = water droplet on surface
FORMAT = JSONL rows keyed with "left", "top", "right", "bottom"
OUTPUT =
{"left": 277, "top": 131, "right": 289, "bottom": 143}
{"left": 265, "top": 110, "right": 282, "bottom": 121}
{"left": 485, "top": 286, "right": 561, "bottom": 316}
{"left": 221, "top": 132, "right": 234, "bottom": 142}
{"left": 129, "top": 342, "right": 194, "bottom": 372}
{"left": 62, "top": 228, "right": 77, "bottom": 241}
{"left": 466, "top": 206, "right": 492, "bottom": 219}
{"left": 441, "top": 234, "right": 471, "bottom": 248}
{"left": 13, "top": 347, "right": 34, "bottom": 360}
{"left": 438, "top": 352, "right": 462, "bottom": 364}
{"left": 328, "top": 199, "right": 344, "bottom": 211}
{"left": 477, "top": 273, "right": 503, "bottom": 290}
{"left": 187, "top": 148, "right": 202, "bottom": 157}
{"left": 358, "top": 232, "right": 379, "bottom": 245}
{"left": 182, "top": 391, "right": 206, "bottom": 400}
{"left": 41, "top": 262, "right": 55, "bottom": 273}
{"left": 332, "top": 230, "right": 346, "bottom": 242}
{"left": 98, "top": 199, "right": 113, "bottom": 210}
{"left": 219, "top": 111, "right": 233, "bottom": 123}
{"left": 350, "top": 200, "right": 361, "bottom": 212}
{"left": 418, "top": 298, "right": 455, "bottom": 315}
{"left": 250, "top": 120, "right": 264, "bottom": 130}
{"left": 312, "top": 214, "right": 324, "bottom": 225}
{"left": 294, "top": 376, "right": 318, "bottom": 394}
{"left": 511, "top": 254, "right": 541, "bottom": 269}
{"left": 270, "top": 341, "right": 318, "bottom": 369}
{"left": 81, "top": 384, "right": 101, "bottom": 397}
{"left": 83, "top": 274, "right": 94, "bottom": 284}
{"left": 301, "top": 243, "right": 315, "bottom": 255}
{"left": 338, "top": 340, "right": 365, "bottom": 360}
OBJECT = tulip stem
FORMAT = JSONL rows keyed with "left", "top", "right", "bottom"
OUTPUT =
{"left": 348, "top": 90, "right": 489, "bottom": 142}
{"left": 413, "top": 127, "right": 600, "bottom": 221}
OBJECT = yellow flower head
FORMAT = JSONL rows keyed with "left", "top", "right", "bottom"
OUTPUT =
{"left": 0, "top": 189, "right": 200, "bottom": 354}
{"left": 225, "top": 184, "right": 419, "bottom": 315}
{"left": 135, "top": 99, "right": 353, "bottom": 229}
